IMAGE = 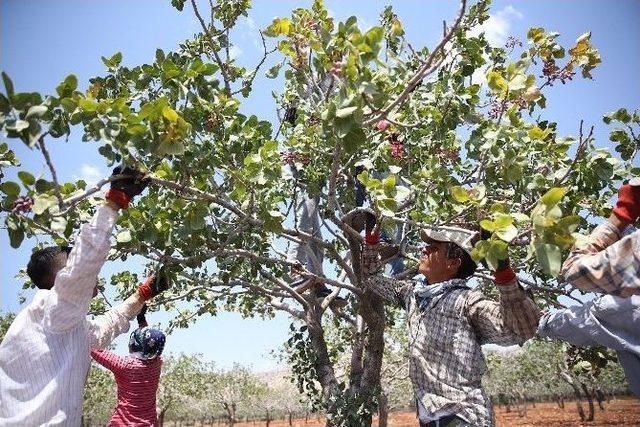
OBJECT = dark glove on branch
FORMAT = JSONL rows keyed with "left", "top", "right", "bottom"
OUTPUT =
{"left": 137, "top": 270, "right": 171, "bottom": 301}
{"left": 106, "top": 165, "right": 150, "bottom": 209}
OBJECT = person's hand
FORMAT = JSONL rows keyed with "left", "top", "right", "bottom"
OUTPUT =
{"left": 136, "top": 304, "right": 148, "bottom": 327}
{"left": 479, "top": 226, "right": 510, "bottom": 272}
{"left": 479, "top": 224, "right": 515, "bottom": 285}
{"left": 105, "top": 165, "right": 150, "bottom": 209}
{"left": 613, "top": 181, "right": 640, "bottom": 224}
{"left": 137, "top": 271, "right": 171, "bottom": 301}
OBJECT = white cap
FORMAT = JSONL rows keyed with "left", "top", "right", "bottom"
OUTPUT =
{"left": 420, "top": 227, "right": 479, "bottom": 257}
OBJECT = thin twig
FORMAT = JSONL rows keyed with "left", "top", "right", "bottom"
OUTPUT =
{"left": 36, "top": 135, "right": 63, "bottom": 207}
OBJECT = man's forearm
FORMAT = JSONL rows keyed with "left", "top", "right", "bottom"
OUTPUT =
{"left": 496, "top": 277, "right": 541, "bottom": 340}
{"left": 87, "top": 292, "right": 145, "bottom": 349}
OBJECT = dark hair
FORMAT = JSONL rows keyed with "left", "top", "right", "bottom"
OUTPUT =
{"left": 446, "top": 242, "right": 477, "bottom": 280}
{"left": 26, "top": 246, "right": 72, "bottom": 289}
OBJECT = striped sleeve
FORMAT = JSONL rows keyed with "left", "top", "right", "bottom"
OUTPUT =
{"left": 467, "top": 277, "right": 541, "bottom": 345}
{"left": 91, "top": 349, "right": 129, "bottom": 373}
{"left": 361, "top": 243, "right": 412, "bottom": 307}
{"left": 561, "top": 221, "right": 640, "bottom": 295}
{"left": 43, "top": 204, "right": 118, "bottom": 334}
{"left": 86, "top": 292, "right": 144, "bottom": 350}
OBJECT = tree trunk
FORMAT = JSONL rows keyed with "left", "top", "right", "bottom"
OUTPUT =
{"left": 378, "top": 393, "right": 389, "bottom": 427}
{"left": 288, "top": 411, "right": 293, "bottom": 426}
{"left": 580, "top": 383, "right": 595, "bottom": 422}
{"left": 159, "top": 407, "right": 169, "bottom": 427}
{"left": 559, "top": 372, "right": 585, "bottom": 421}
{"left": 595, "top": 388, "right": 606, "bottom": 411}
{"left": 305, "top": 304, "right": 339, "bottom": 426}
{"left": 265, "top": 409, "right": 271, "bottom": 427}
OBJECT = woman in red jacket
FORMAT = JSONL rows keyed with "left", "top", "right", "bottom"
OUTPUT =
{"left": 91, "top": 304, "right": 166, "bottom": 426}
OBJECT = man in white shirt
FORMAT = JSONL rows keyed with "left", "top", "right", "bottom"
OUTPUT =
{"left": 0, "top": 167, "right": 170, "bottom": 426}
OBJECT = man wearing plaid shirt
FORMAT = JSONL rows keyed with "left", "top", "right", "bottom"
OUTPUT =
{"left": 359, "top": 221, "right": 540, "bottom": 427}
{"left": 560, "top": 180, "right": 640, "bottom": 297}
{"left": 538, "top": 181, "right": 640, "bottom": 395}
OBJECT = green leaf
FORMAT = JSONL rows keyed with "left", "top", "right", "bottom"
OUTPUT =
{"left": 451, "top": 186, "right": 469, "bottom": 203}
{"left": 0, "top": 181, "right": 20, "bottom": 197}
{"left": 336, "top": 106, "right": 358, "bottom": 118}
{"left": 486, "top": 70, "right": 507, "bottom": 93}
{"left": 539, "top": 187, "right": 567, "bottom": 207}
{"left": 527, "top": 27, "right": 545, "bottom": 43}
{"left": 342, "top": 127, "right": 365, "bottom": 154}
{"left": 13, "top": 120, "right": 29, "bottom": 132}
{"left": 612, "top": 108, "right": 631, "bottom": 123}
{"left": 56, "top": 74, "right": 78, "bottom": 98}
{"left": 158, "top": 139, "right": 186, "bottom": 156}
{"left": 507, "top": 74, "right": 527, "bottom": 91}
{"left": 495, "top": 224, "right": 517, "bottom": 242}
{"left": 8, "top": 226, "right": 24, "bottom": 248}
{"left": 32, "top": 194, "right": 58, "bottom": 215}
{"left": 50, "top": 216, "right": 68, "bottom": 233}
{"left": 265, "top": 18, "right": 292, "bottom": 37}
{"left": 528, "top": 126, "right": 552, "bottom": 140}
{"left": 35, "top": 179, "right": 53, "bottom": 192}
{"left": 162, "top": 106, "right": 179, "bottom": 122}
{"left": 265, "top": 62, "right": 283, "bottom": 79}
{"left": 535, "top": 242, "right": 562, "bottom": 276}
{"left": 25, "top": 105, "right": 48, "bottom": 119}
{"left": 480, "top": 219, "right": 496, "bottom": 232}
{"left": 78, "top": 98, "right": 98, "bottom": 112}
{"left": 17, "top": 171, "right": 35, "bottom": 186}
{"left": 101, "top": 52, "right": 123, "bottom": 69}
{"left": 2, "top": 72, "right": 14, "bottom": 97}
{"left": 116, "top": 230, "right": 132, "bottom": 243}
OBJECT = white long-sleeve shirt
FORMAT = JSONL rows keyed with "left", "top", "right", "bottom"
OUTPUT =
{"left": 0, "top": 204, "right": 144, "bottom": 426}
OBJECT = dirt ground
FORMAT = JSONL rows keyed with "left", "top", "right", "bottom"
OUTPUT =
{"left": 227, "top": 397, "right": 640, "bottom": 427}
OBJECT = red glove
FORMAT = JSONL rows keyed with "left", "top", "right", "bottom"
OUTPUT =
{"left": 137, "top": 274, "right": 171, "bottom": 301}
{"left": 365, "top": 229, "right": 380, "bottom": 245}
{"left": 613, "top": 183, "right": 640, "bottom": 224}
{"left": 493, "top": 265, "right": 516, "bottom": 285}
{"left": 106, "top": 188, "right": 131, "bottom": 209}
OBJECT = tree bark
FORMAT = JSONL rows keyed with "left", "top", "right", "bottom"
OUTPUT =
{"left": 595, "top": 388, "right": 606, "bottom": 411}
{"left": 305, "top": 303, "right": 339, "bottom": 425}
{"left": 580, "top": 382, "right": 595, "bottom": 422}
{"left": 378, "top": 392, "right": 389, "bottom": 427}
{"left": 559, "top": 372, "right": 585, "bottom": 421}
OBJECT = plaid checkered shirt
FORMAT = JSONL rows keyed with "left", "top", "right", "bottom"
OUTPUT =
{"left": 361, "top": 243, "right": 540, "bottom": 426}
{"left": 561, "top": 221, "right": 640, "bottom": 296}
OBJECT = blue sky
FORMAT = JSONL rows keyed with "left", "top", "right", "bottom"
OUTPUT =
{"left": 1, "top": 0, "right": 639, "bottom": 370}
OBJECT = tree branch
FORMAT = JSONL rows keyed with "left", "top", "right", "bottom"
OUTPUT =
{"left": 363, "top": 0, "right": 467, "bottom": 126}
{"left": 36, "top": 135, "right": 63, "bottom": 207}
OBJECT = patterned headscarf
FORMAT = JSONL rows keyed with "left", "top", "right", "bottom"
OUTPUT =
{"left": 128, "top": 327, "right": 166, "bottom": 360}
{"left": 413, "top": 278, "right": 469, "bottom": 313}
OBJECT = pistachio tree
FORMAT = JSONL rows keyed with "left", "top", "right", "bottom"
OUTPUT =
{"left": 0, "top": 0, "right": 633, "bottom": 424}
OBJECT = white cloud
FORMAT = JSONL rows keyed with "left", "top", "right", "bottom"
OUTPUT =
{"left": 228, "top": 45, "right": 243, "bottom": 60}
{"left": 469, "top": 5, "right": 523, "bottom": 47}
{"left": 467, "top": 5, "right": 523, "bottom": 86}
{"left": 74, "top": 164, "right": 104, "bottom": 186}
{"left": 243, "top": 17, "right": 262, "bottom": 49}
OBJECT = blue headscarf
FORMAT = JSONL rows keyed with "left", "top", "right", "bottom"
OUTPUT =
{"left": 129, "top": 327, "right": 166, "bottom": 360}
{"left": 413, "top": 278, "right": 469, "bottom": 312}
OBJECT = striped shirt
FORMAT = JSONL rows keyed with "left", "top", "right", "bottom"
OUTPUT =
{"left": 91, "top": 349, "right": 162, "bottom": 426}
{"left": 361, "top": 243, "right": 540, "bottom": 426}
{"left": 0, "top": 204, "right": 144, "bottom": 426}
{"left": 561, "top": 221, "right": 640, "bottom": 296}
